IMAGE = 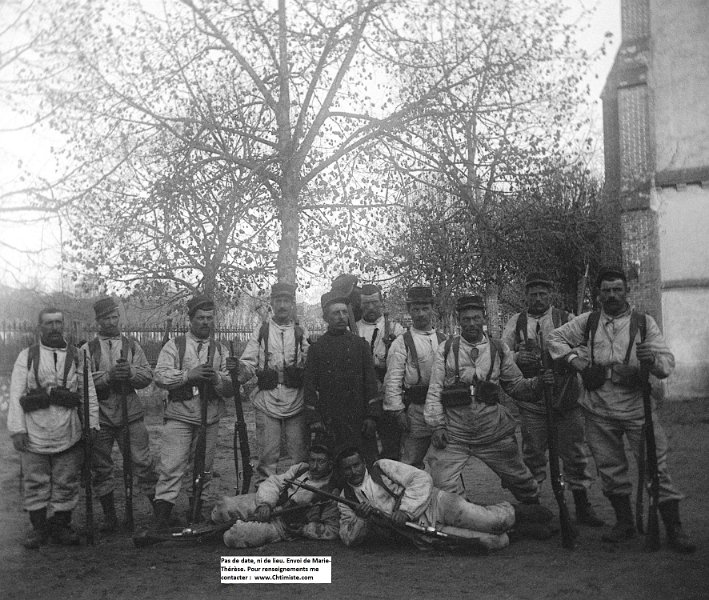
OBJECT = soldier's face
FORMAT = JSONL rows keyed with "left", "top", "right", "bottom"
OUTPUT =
{"left": 97, "top": 309, "right": 120, "bottom": 337}
{"left": 599, "top": 278, "right": 628, "bottom": 316}
{"left": 339, "top": 454, "right": 366, "bottom": 487}
{"left": 409, "top": 303, "right": 433, "bottom": 330}
{"left": 189, "top": 309, "right": 214, "bottom": 339}
{"left": 324, "top": 302, "right": 349, "bottom": 332}
{"left": 526, "top": 286, "right": 551, "bottom": 316}
{"left": 459, "top": 308, "right": 485, "bottom": 341}
{"left": 360, "top": 293, "right": 383, "bottom": 323}
{"left": 271, "top": 296, "right": 294, "bottom": 322}
{"left": 40, "top": 312, "right": 64, "bottom": 346}
{"left": 308, "top": 451, "right": 332, "bottom": 480}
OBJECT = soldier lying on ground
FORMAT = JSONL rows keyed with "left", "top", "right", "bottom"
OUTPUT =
{"left": 211, "top": 444, "right": 339, "bottom": 548}
{"left": 336, "top": 447, "right": 555, "bottom": 552}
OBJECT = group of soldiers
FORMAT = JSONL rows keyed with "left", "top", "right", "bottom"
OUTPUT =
{"left": 7, "top": 267, "right": 696, "bottom": 555}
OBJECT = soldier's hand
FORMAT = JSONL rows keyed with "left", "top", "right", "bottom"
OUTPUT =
{"left": 109, "top": 361, "right": 131, "bottom": 382}
{"left": 354, "top": 501, "right": 375, "bottom": 519}
{"left": 431, "top": 428, "right": 448, "bottom": 449}
{"left": 636, "top": 342, "right": 656, "bottom": 366}
{"left": 187, "top": 364, "right": 215, "bottom": 383}
{"left": 254, "top": 504, "right": 272, "bottom": 522}
{"left": 569, "top": 357, "right": 587, "bottom": 373}
{"left": 517, "top": 350, "right": 540, "bottom": 368}
{"left": 361, "top": 418, "right": 377, "bottom": 439}
{"left": 391, "top": 510, "right": 409, "bottom": 526}
{"left": 11, "top": 433, "right": 29, "bottom": 452}
{"left": 540, "top": 369, "right": 555, "bottom": 386}
{"left": 225, "top": 356, "right": 239, "bottom": 373}
{"left": 394, "top": 410, "right": 409, "bottom": 433}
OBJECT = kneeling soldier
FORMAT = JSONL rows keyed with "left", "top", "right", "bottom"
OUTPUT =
{"left": 424, "top": 295, "right": 549, "bottom": 506}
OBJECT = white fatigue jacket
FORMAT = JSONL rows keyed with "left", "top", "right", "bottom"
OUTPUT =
{"left": 356, "top": 316, "right": 405, "bottom": 370}
{"left": 384, "top": 328, "right": 441, "bottom": 412}
{"left": 8, "top": 343, "right": 99, "bottom": 454}
{"left": 501, "top": 306, "right": 574, "bottom": 415}
{"left": 239, "top": 319, "right": 309, "bottom": 419}
{"left": 82, "top": 335, "right": 153, "bottom": 427}
{"left": 546, "top": 308, "right": 674, "bottom": 421}
{"left": 424, "top": 334, "right": 538, "bottom": 445}
{"left": 339, "top": 459, "right": 434, "bottom": 546}
{"left": 256, "top": 462, "right": 339, "bottom": 541}
{"left": 154, "top": 332, "right": 230, "bottom": 426}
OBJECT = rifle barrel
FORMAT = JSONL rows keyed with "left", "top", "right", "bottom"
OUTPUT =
{"left": 82, "top": 350, "right": 95, "bottom": 545}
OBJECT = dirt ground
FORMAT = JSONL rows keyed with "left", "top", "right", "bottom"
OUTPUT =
{"left": 1, "top": 396, "right": 708, "bottom": 600}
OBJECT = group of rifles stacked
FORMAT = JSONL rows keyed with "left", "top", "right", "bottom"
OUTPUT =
{"left": 7, "top": 267, "right": 696, "bottom": 556}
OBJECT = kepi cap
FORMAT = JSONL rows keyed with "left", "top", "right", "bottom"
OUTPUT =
{"left": 595, "top": 265, "right": 627, "bottom": 288}
{"left": 525, "top": 272, "right": 553, "bottom": 289}
{"left": 456, "top": 294, "right": 486, "bottom": 312}
{"left": 406, "top": 286, "right": 434, "bottom": 305}
{"left": 187, "top": 294, "right": 215, "bottom": 317}
{"left": 271, "top": 282, "right": 297, "bottom": 299}
{"left": 93, "top": 297, "right": 119, "bottom": 319}
{"left": 360, "top": 283, "right": 382, "bottom": 297}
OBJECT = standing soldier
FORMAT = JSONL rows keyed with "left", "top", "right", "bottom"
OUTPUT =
{"left": 152, "top": 295, "right": 232, "bottom": 527}
{"left": 8, "top": 308, "right": 99, "bottom": 548}
{"left": 236, "top": 282, "right": 309, "bottom": 486}
{"left": 304, "top": 291, "right": 380, "bottom": 464}
{"left": 501, "top": 273, "right": 603, "bottom": 527}
{"left": 384, "top": 286, "right": 446, "bottom": 468}
{"left": 424, "top": 295, "right": 550, "bottom": 510}
{"left": 83, "top": 297, "right": 157, "bottom": 532}
{"left": 356, "top": 284, "right": 404, "bottom": 459}
{"left": 547, "top": 267, "right": 695, "bottom": 552}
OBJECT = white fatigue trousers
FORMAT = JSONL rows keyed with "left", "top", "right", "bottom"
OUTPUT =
{"left": 424, "top": 490, "right": 515, "bottom": 551}
{"left": 21, "top": 443, "right": 83, "bottom": 512}
{"left": 517, "top": 405, "right": 594, "bottom": 490}
{"left": 91, "top": 419, "right": 157, "bottom": 498}
{"left": 155, "top": 419, "right": 220, "bottom": 503}
{"left": 584, "top": 410, "right": 683, "bottom": 502}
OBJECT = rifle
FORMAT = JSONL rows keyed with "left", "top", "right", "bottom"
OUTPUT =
{"left": 161, "top": 317, "right": 173, "bottom": 347}
{"left": 132, "top": 500, "right": 329, "bottom": 548}
{"left": 285, "top": 478, "right": 489, "bottom": 555}
{"left": 118, "top": 352, "right": 134, "bottom": 532}
{"left": 639, "top": 364, "right": 661, "bottom": 551}
{"left": 578, "top": 263, "right": 590, "bottom": 315}
{"left": 190, "top": 342, "right": 213, "bottom": 525}
{"left": 82, "top": 349, "right": 95, "bottom": 545}
{"left": 229, "top": 340, "right": 253, "bottom": 495}
{"left": 537, "top": 324, "right": 577, "bottom": 549}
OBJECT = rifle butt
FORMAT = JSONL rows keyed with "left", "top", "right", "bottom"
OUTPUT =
{"left": 120, "top": 382, "right": 134, "bottom": 531}
{"left": 645, "top": 509, "right": 661, "bottom": 552}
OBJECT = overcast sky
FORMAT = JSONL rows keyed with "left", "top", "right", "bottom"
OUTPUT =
{"left": 0, "top": 0, "right": 622, "bottom": 295}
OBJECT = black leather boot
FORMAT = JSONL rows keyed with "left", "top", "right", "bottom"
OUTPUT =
{"left": 152, "top": 500, "right": 174, "bottom": 530}
{"left": 601, "top": 494, "right": 635, "bottom": 543}
{"left": 659, "top": 500, "right": 696, "bottom": 553}
{"left": 24, "top": 508, "right": 49, "bottom": 549}
{"left": 99, "top": 492, "right": 119, "bottom": 533}
{"left": 49, "top": 511, "right": 81, "bottom": 546}
{"left": 572, "top": 489, "right": 605, "bottom": 527}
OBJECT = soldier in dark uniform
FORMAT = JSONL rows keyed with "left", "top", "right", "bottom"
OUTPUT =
{"left": 303, "top": 291, "right": 380, "bottom": 464}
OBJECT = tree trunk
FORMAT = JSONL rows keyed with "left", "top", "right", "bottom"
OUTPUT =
{"left": 275, "top": 181, "right": 300, "bottom": 284}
